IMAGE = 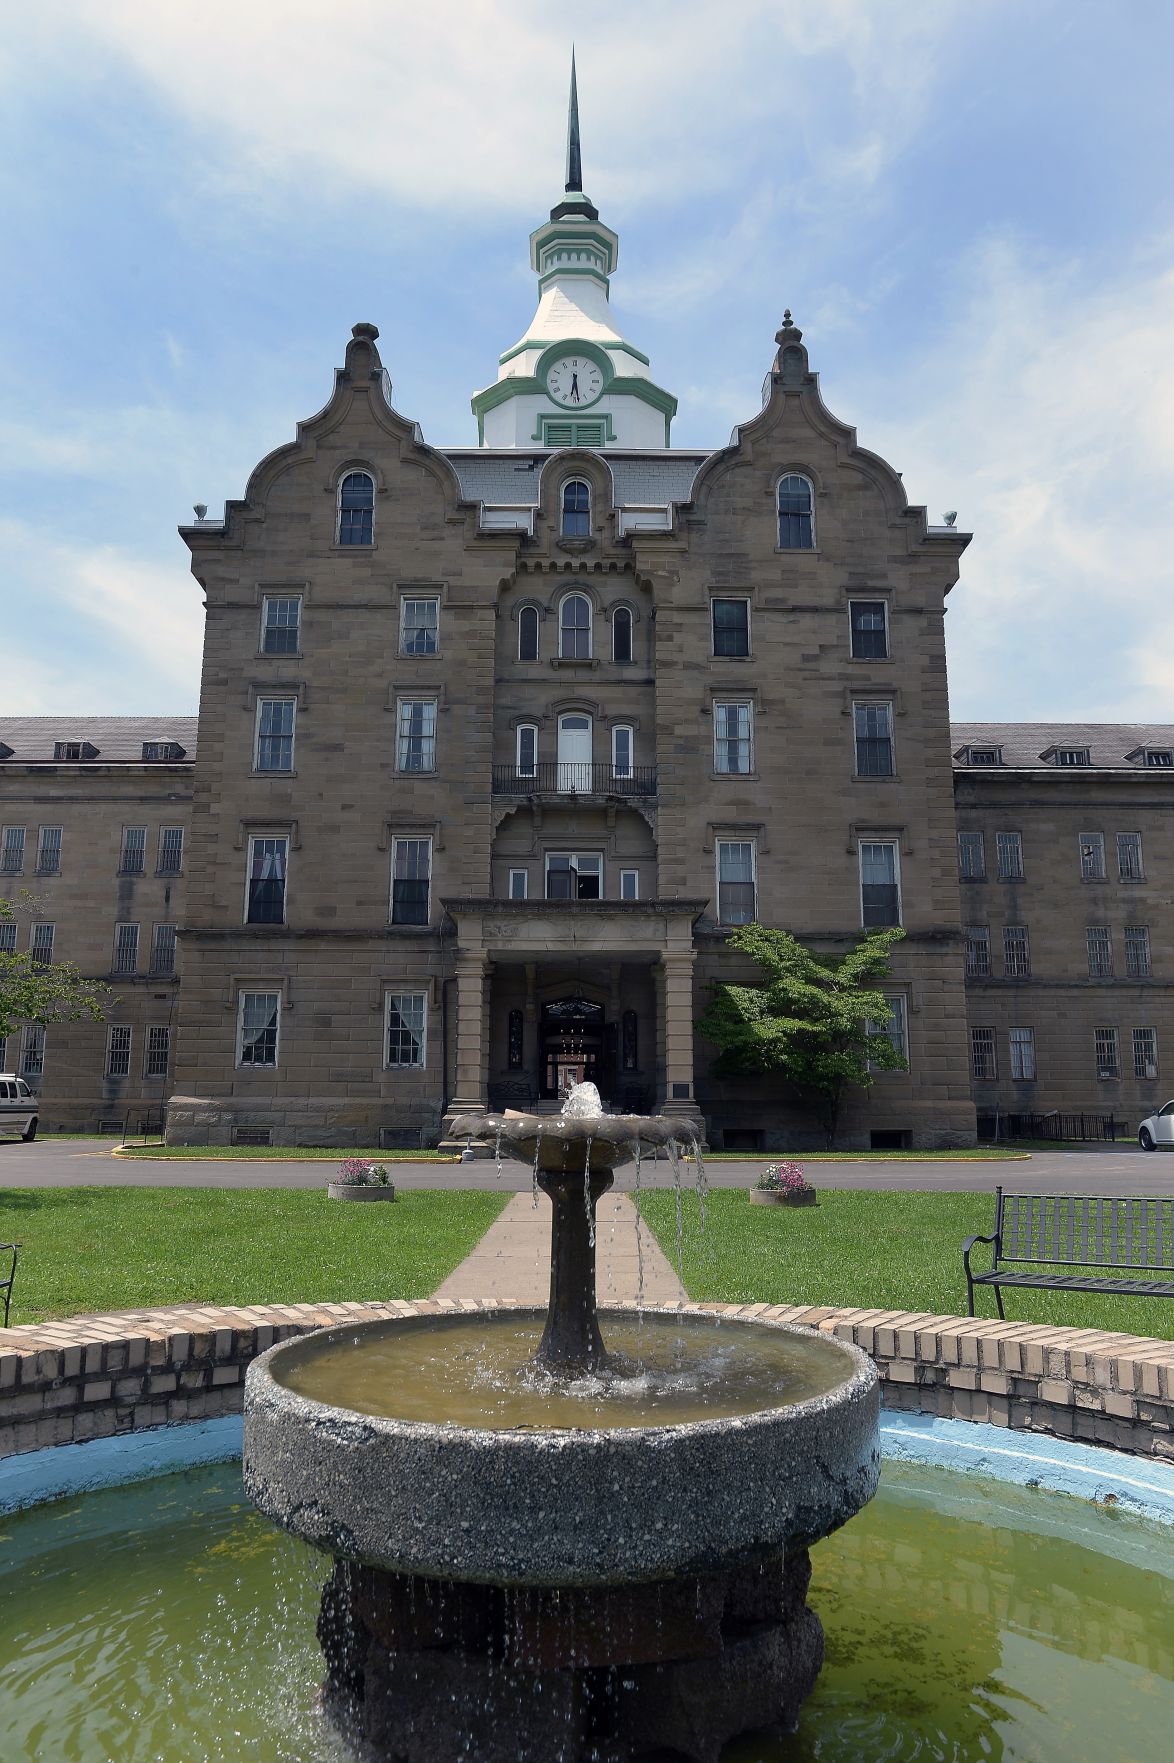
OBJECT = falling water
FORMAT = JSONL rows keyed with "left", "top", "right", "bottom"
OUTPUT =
{"left": 632, "top": 1140, "right": 646, "bottom": 1316}
{"left": 494, "top": 1124, "right": 504, "bottom": 1185}
{"left": 668, "top": 1136, "right": 686, "bottom": 1290}
{"left": 531, "top": 1130, "right": 542, "bottom": 1210}
{"left": 583, "top": 1134, "right": 595, "bottom": 1248}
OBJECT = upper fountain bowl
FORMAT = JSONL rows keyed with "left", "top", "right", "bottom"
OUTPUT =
{"left": 451, "top": 1082, "right": 698, "bottom": 1173}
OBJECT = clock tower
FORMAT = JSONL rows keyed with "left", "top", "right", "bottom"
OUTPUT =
{"left": 472, "top": 53, "right": 677, "bottom": 449}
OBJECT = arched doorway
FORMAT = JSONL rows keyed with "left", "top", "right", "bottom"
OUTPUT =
{"left": 541, "top": 997, "right": 607, "bottom": 1099}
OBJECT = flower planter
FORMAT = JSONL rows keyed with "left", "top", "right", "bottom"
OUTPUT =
{"left": 327, "top": 1183, "right": 397, "bottom": 1203}
{"left": 748, "top": 1188, "right": 817, "bottom": 1207}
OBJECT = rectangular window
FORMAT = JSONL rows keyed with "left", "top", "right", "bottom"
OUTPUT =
{"left": 53, "top": 741, "right": 85, "bottom": 762}
{"left": 30, "top": 922, "right": 54, "bottom": 965}
{"left": 238, "top": 991, "right": 280, "bottom": 1066}
{"left": 400, "top": 596, "right": 440, "bottom": 656}
{"left": 20, "top": 1024, "right": 45, "bottom": 1080}
{"left": 396, "top": 699, "right": 437, "bottom": 772}
{"left": 391, "top": 837, "right": 432, "bottom": 924}
{"left": 1009, "top": 1027, "right": 1036, "bottom": 1081}
{"left": 957, "top": 831, "right": 985, "bottom": 879}
{"left": 1003, "top": 925, "right": 1030, "bottom": 978}
{"left": 246, "top": 835, "right": 288, "bottom": 924}
{"left": 0, "top": 923, "right": 16, "bottom": 954}
{"left": 546, "top": 852, "right": 603, "bottom": 901}
{"left": 158, "top": 827, "right": 184, "bottom": 875}
{"left": 516, "top": 724, "right": 537, "bottom": 777}
{"left": 964, "top": 926, "right": 990, "bottom": 978}
{"left": 1056, "top": 748, "right": 1090, "bottom": 766}
{"left": 853, "top": 703, "right": 894, "bottom": 777}
{"left": 1086, "top": 926, "right": 1113, "bottom": 978}
{"left": 120, "top": 826, "right": 146, "bottom": 874}
{"left": 849, "top": 600, "right": 889, "bottom": 659}
{"left": 878, "top": 994, "right": 908, "bottom": 1062}
{"left": 966, "top": 748, "right": 1001, "bottom": 766}
{"left": 1079, "top": 833, "right": 1106, "bottom": 880}
{"left": 612, "top": 725, "right": 634, "bottom": 779}
{"left": 261, "top": 595, "right": 301, "bottom": 655}
{"left": 1, "top": 826, "right": 26, "bottom": 874}
{"left": 1117, "top": 832, "right": 1143, "bottom": 881}
{"left": 255, "top": 698, "right": 296, "bottom": 772}
{"left": 714, "top": 702, "right": 753, "bottom": 774}
{"left": 995, "top": 832, "right": 1023, "bottom": 879}
{"left": 105, "top": 1025, "right": 132, "bottom": 1079}
{"left": 386, "top": 991, "right": 426, "bottom": 1068}
{"left": 113, "top": 923, "right": 140, "bottom": 974}
{"left": 36, "top": 826, "right": 62, "bottom": 874}
{"left": 971, "top": 1027, "right": 997, "bottom": 1082}
{"left": 508, "top": 868, "right": 529, "bottom": 900}
{"left": 1133, "top": 1027, "right": 1158, "bottom": 1081}
{"left": 1124, "top": 926, "right": 1151, "bottom": 978}
{"left": 150, "top": 924, "right": 177, "bottom": 976}
{"left": 1094, "top": 1027, "right": 1119, "bottom": 1080}
{"left": 145, "top": 1025, "right": 171, "bottom": 1080}
{"left": 1143, "top": 748, "right": 1173, "bottom": 767}
{"left": 859, "top": 841, "right": 900, "bottom": 927}
{"left": 620, "top": 868, "right": 640, "bottom": 901}
{"left": 717, "top": 840, "right": 757, "bottom": 925}
{"left": 711, "top": 598, "right": 750, "bottom": 657}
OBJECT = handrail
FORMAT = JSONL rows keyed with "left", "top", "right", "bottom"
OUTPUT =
{"left": 491, "top": 763, "right": 657, "bottom": 797}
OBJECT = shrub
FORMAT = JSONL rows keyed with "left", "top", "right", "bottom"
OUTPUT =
{"left": 334, "top": 1158, "right": 393, "bottom": 1188}
{"left": 753, "top": 1160, "right": 815, "bottom": 1196}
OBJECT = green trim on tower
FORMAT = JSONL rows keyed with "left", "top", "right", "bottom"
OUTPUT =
{"left": 497, "top": 339, "right": 652, "bottom": 369}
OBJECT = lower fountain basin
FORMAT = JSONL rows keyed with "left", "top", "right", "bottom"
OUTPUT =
{"left": 243, "top": 1307, "right": 880, "bottom": 1588}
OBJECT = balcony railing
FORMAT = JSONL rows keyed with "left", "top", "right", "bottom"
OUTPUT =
{"left": 492, "top": 763, "right": 657, "bottom": 798}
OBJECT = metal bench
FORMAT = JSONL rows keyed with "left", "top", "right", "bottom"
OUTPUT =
{"left": 963, "top": 1187, "right": 1174, "bottom": 1318}
{"left": 1, "top": 1242, "right": 19, "bottom": 1327}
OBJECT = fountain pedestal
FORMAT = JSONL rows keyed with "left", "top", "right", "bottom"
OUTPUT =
{"left": 536, "top": 1165, "right": 615, "bottom": 1371}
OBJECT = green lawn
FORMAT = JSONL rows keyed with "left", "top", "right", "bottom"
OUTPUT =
{"left": 114, "top": 1145, "right": 457, "bottom": 1161}
{"left": 639, "top": 1189, "right": 1174, "bottom": 1340}
{"left": 690, "top": 1148, "right": 1028, "bottom": 1162}
{"left": 0, "top": 1188, "right": 509, "bottom": 1326}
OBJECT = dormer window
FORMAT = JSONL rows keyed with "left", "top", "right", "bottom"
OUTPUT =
{"left": 561, "top": 480, "right": 591, "bottom": 539}
{"left": 777, "top": 474, "right": 814, "bottom": 549}
{"left": 966, "top": 747, "right": 1001, "bottom": 766}
{"left": 1144, "top": 748, "right": 1174, "bottom": 767}
{"left": 1055, "top": 747, "right": 1090, "bottom": 767}
{"left": 338, "top": 471, "right": 375, "bottom": 546}
{"left": 53, "top": 740, "right": 97, "bottom": 762}
{"left": 0, "top": 743, "right": 12, "bottom": 761}
{"left": 142, "top": 741, "right": 186, "bottom": 762}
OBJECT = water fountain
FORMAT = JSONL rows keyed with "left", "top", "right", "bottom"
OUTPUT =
{"left": 243, "top": 1084, "right": 881, "bottom": 1762}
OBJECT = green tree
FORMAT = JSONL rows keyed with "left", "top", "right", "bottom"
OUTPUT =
{"left": 696, "top": 923, "right": 907, "bottom": 1148}
{"left": 0, "top": 892, "right": 110, "bottom": 1047}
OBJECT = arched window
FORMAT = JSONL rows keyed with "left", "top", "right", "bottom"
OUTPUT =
{"left": 515, "top": 723, "right": 538, "bottom": 778}
{"left": 518, "top": 604, "right": 540, "bottom": 661}
{"left": 561, "top": 479, "right": 591, "bottom": 538}
{"left": 612, "top": 606, "right": 633, "bottom": 663}
{"left": 338, "top": 471, "right": 375, "bottom": 546}
{"left": 777, "top": 474, "right": 814, "bottom": 549}
{"left": 612, "top": 724, "right": 634, "bottom": 779}
{"left": 559, "top": 593, "right": 592, "bottom": 659}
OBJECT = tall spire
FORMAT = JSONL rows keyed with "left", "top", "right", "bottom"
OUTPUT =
{"left": 565, "top": 48, "right": 582, "bottom": 193}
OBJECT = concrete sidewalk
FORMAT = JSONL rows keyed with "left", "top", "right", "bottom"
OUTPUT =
{"left": 432, "top": 1190, "right": 685, "bottom": 1304}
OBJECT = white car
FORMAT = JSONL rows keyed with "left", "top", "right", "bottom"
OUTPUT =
{"left": 1137, "top": 1102, "right": 1174, "bottom": 1150}
{"left": 0, "top": 1074, "right": 38, "bottom": 1141}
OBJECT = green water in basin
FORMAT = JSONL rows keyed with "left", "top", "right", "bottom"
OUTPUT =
{"left": 0, "top": 1460, "right": 1169, "bottom": 1761}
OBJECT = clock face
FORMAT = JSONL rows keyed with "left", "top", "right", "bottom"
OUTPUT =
{"left": 545, "top": 355, "right": 604, "bottom": 409}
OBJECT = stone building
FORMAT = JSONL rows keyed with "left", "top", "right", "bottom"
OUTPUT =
{"left": 2, "top": 85, "right": 1171, "bottom": 1148}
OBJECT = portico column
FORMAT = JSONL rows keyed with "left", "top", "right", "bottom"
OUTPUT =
{"left": 658, "top": 950, "right": 699, "bottom": 1119}
{"left": 449, "top": 952, "right": 490, "bottom": 1115}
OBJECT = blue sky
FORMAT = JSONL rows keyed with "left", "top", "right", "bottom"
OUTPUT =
{"left": 2, "top": 0, "right": 1172, "bottom": 721}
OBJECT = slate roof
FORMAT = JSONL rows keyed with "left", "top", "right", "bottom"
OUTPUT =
{"left": 0, "top": 717, "right": 198, "bottom": 763}
{"left": 951, "top": 723, "right": 1174, "bottom": 770}
{"left": 443, "top": 450, "right": 709, "bottom": 509}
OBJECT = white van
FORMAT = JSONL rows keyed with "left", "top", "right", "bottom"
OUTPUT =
{"left": 0, "top": 1074, "right": 38, "bottom": 1141}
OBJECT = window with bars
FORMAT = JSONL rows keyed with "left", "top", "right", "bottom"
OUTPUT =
{"left": 396, "top": 700, "right": 437, "bottom": 772}
{"left": 401, "top": 597, "right": 440, "bottom": 656}
{"left": 338, "top": 471, "right": 374, "bottom": 545}
{"left": 995, "top": 832, "right": 1023, "bottom": 878}
{"left": 612, "top": 606, "right": 633, "bottom": 663}
{"left": 1125, "top": 926, "right": 1151, "bottom": 978}
{"left": 238, "top": 992, "right": 280, "bottom": 1066}
{"left": 853, "top": 703, "right": 894, "bottom": 776}
{"left": 119, "top": 826, "right": 146, "bottom": 874}
{"left": 717, "top": 840, "right": 756, "bottom": 925}
{"left": 1009, "top": 1027, "right": 1036, "bottom": 1081}
{"left": 1094, "top": 1027, "right": 1119, "bottom": 1079}
{"left": 1, "top": 826, "right": 26, "bottom": 874}
{"left": 261, "top": 595, "right": 301, "bottom": 654}
{"left": 777, "top": 474, "right": 814, "bottom": 548}
{"left": 546, "top": 852, "right": 603, "bottom": 900}
{"left": 1003, "top": 925, "right": 1030, "bottom": 978}
{"left": 36, "top": 826, "right": 62, "bottom": 874}
{"left": 20, "top": 1024, "right": 44, "bottom": 1079}
{"left": 518, "top": 605, "right": 540, "bottom": 661}
{"left": 849, "top": 600, "right": 888, "bottom": 659}
{"left": 150, "top": 924, "right": 177, "bottom": 976}
{"left": 1086, "top": 926, "right": 1113, "bottom": 978}
{"left": 971, "top": 1027, "right": 997, "bottom": 1082}
{"left": 246, "top": 836, "right": 288, "bottom": 924}
{"left": 255, "top": 699, "right": 296, "bottom": 772}
{"left": 113, "top": 923, "right": 140, "bottom": 974}
{"left": 105, "top": 1025, "right": 132, "bottom": 1079}
{"left": 559, "top": 594, "right": 592, "bottom": 659}
{"left": 860, "top": 841, "right": 900, "bottom": 927}
{"left": 30, "top": 923, "right": 54, "bottom": 965}
{"left": 1117, "top": 832, "right": 1143, "bottom": 881}
{"left": 145, "top": 1025, "right": 171, "bottom": 1080}
{"left": 0, "top": 923, "right": 15, "bottom": 954}
{"left": 391, "top": 838, "right": 431, "bottom": 924}
{"left": 1133, "top": 1027, "right": 1159, "bottom": 1081}
{"left": 714, "top": 702, "right": 753, "bottom": 774}
{"left": 1078, "top": 833, "right": 1106, "bottom": 880}
{"left": 711, "top": 598, "right": 750, "bottom": 657}
{"left": 560, "top": 480, "right": 591, "bottom": 538}
{"left": 386, "top": 991, "right": 426, "bottom": 1068}
{"left": 612, "top": 725, "right": 634, "bottom": 779}
{"left": 958, "top": 831, "right": 985, "bottom": 879}
{"left": 964, "top": 926, "right": 991, "bottom": 978}
{"left": 158, "top": 826, "right": 184, "bottom": 875}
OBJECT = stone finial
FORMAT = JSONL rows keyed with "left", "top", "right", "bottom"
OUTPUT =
{"left": 345, "top": 321, "right": 382, "bottom": 379}
{"left": 775, "top": 310, "right": 803, "bottom": 345}
{"left": 351, "top": 322, "right": 380, "bottom": 343}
